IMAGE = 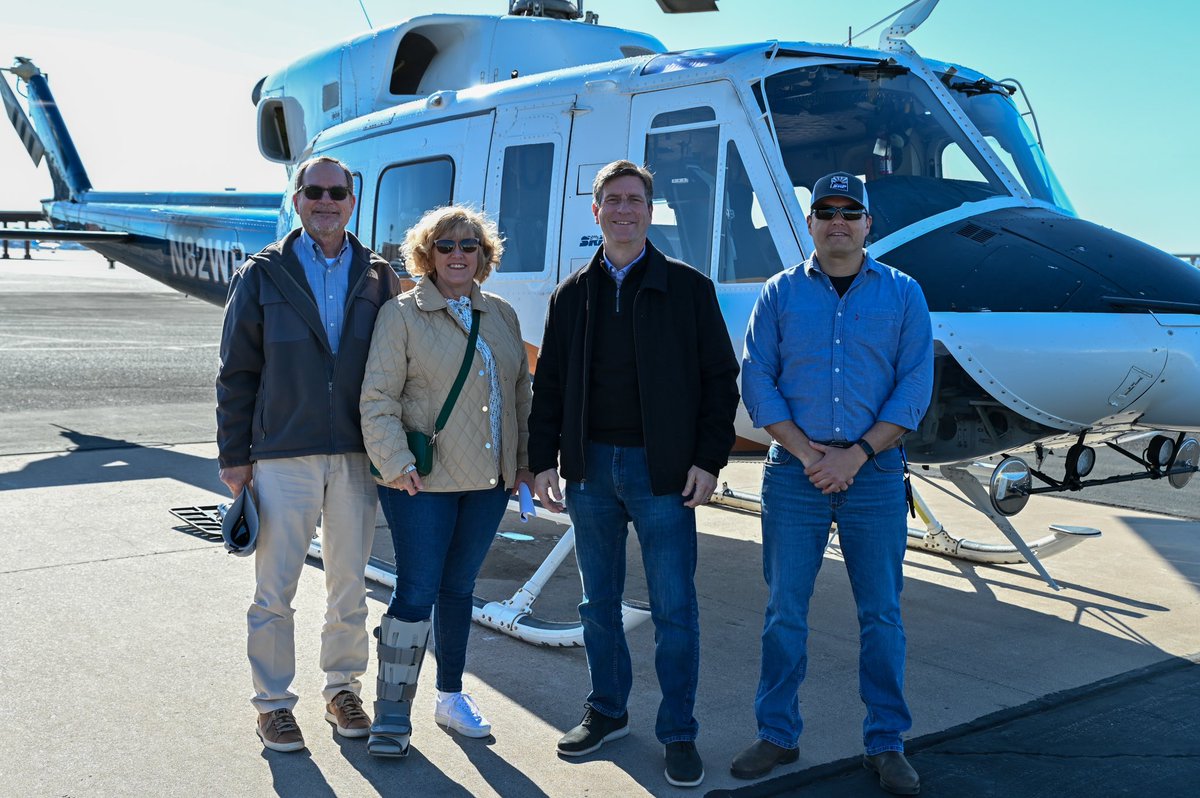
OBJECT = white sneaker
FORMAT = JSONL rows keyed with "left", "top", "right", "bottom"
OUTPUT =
{"left": 434, "top": 691, "right": 492, "bottom": 738}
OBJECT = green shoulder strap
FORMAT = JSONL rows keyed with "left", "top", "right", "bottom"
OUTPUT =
{"left": 432, "top": 308, "right": 481, "bottom": 440}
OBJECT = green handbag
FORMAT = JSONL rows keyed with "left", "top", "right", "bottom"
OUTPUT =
{"left": 403, "top": 308, "right": 481, "bottom": 477}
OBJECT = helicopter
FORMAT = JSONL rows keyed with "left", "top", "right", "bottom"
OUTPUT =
{"left": 4, "top": 0, "right": 1199, "bottom": 643}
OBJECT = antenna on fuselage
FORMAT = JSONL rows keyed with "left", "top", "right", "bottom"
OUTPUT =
{"left": 355, "top": 0, "right": 373, "bottom": 29}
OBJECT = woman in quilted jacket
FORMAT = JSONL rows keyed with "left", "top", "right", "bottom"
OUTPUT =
{"left": 360, "top": 205, "right": 533, "bottom": 757}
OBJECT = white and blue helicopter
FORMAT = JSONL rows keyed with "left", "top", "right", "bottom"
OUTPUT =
{"left": 4, "top": 0, "right": 1199, "bottom": 640}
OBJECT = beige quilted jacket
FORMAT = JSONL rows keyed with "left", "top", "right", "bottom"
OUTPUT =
{"left": 361, "top": 278, "right": 531, "bottom": 491}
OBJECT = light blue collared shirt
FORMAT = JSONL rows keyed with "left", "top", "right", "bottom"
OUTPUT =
{"left": 741, "top": 252, "right": 934, "bottom": 441}
{"left": 293, "top": 229, "right": 352, "bottom": 354}
{"left": 602, "top": 245, "right": 647, "bottom": 288}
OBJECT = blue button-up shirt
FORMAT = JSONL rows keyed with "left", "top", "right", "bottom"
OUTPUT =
{"left": 602, "top": 245, "right": 646, "bottom": 288}
{"left": 293, "top": 229, "right": 352, "bottom": 354}
{"left": 741, "top": 252, "right": 934, "bottom": 441}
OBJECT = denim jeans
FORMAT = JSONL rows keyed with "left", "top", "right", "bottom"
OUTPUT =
{"left": 377, "top": 483, "right": 509, "bottom": 692}
{"left": 565, "top": 442, "right": 700, "bottom": 744}
{"left": 755, "top": 442, "right": 911, "bottom": 755}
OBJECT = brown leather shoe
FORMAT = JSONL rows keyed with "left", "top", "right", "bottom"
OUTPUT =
{"left": 730, "top": 738, "right": 799, "bottom": 780}
{"left": 257, "top": 709, "right": 305, "bottom": 752}
{"left": 325, "top": 690, "right": 371, "bottom": 738}
{"left": 864, "top": 751, "right": 920, "bottom": 795}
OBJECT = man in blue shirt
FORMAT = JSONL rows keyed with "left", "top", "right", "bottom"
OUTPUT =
{"left": 733, "top": 172, "right": 933, "bottom": 794}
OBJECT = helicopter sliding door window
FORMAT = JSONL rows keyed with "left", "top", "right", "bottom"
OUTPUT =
{"left": 496, "top": 143, "right": 554, "bottom": 273}
{"left": 643, "top": 108, "right": 719, "bottom": 276}
{"left": 717, "top": 141, "right": 785, "bottom": 283}
{"left": 373, "top": 158, "right": 454, "bottom": 273}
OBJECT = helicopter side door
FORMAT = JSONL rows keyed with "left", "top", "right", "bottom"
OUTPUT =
{"left": 481, "top": 97, "right": 575, "bottom": 335}
{"left": 627, "top": 81, "right": 801, "bottom": 360}
{"left": 627, "top": 82, "right": 800, "bottom": 283}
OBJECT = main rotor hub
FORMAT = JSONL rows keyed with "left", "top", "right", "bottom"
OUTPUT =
{"left": 509, "top": 0, "right": 582, "bottom": 20}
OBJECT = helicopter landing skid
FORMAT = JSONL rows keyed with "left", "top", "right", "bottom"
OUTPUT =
{"left": 307, "top": 504, "right": 653, "bottom": 648}
{"left": 471, "top": 522, "right": 652, "bottom": 647}
{"left": 904, "top": 464, "right": 1101, "bottom": 591}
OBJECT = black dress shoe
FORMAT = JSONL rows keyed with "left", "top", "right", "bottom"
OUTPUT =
{"left": 730, "top": 738, "right": 799, "bottom": 780}
{"left": 557, "top": 707, "right": 629, "bottom": 756}
{"left": 863, "top": 751, "right": 920, "bottom": 795}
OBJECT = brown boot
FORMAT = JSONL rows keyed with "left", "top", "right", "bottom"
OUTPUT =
{"left": 864, "top": 751, "right": 920, "bottom": 795}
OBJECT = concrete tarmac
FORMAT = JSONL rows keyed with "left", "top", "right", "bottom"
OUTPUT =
{"left": 2, "top": 252, "right": 1199, "bottom": 797}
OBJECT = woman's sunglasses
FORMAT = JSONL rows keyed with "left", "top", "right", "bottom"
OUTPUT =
{"left": 433, "top": 238, "right": 481, "bottom": 254}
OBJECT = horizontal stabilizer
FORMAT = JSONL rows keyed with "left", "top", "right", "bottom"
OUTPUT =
{"left": 0, "top": 67, "right": 45, "bottom": 166}
{"left": 0, "top": 228, "right": 129, "bottom": 243}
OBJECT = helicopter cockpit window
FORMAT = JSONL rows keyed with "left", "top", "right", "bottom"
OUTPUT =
{"left": 718, "top": 140, "right": 784, "bottom": 283}
{"left": 497, "top": 143, "right": 553, "bottom": 273}
{"left": 374, "top": 157, "right": 454, "bottom": 273}
{"left": 758, "top": 63, "right": 1011, "bottom": 242}
{"left": 644, "top": 119, "right": 719, "bottom": 275}
{"left": 941, "top": 77, "right": 1074, "bottom": 213}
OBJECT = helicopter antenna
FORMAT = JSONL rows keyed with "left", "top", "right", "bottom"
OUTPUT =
{"left": 844, "top": 0, "right": 936, "bottom": 47}
{"left": 356, "top": 0, "right": 374, "bottom": 28}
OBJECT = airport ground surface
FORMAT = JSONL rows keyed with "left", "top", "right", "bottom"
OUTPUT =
{"left": 2, "top": 251, "right": 1198, "bottom": 796}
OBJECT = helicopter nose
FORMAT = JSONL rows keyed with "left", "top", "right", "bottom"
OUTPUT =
{"left": 877, "top": 206, "right": 1200, "bottom": 433}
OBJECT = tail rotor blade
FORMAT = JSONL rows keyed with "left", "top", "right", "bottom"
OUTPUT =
{"left": 0, "top": 67, "right": 45, "bottom": 167}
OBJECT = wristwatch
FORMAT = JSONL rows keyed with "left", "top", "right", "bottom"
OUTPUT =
{"left": 855, "top": 439, "right": 876, "bottom": 460}
{"left": 402, "top": 463, "right": 417, "bottom": 475}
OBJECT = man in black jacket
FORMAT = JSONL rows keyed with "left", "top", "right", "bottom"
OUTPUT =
{"left": 530, "top": 160, "right": 740, "bottom": 788}
{"left": 216, "top": 156, "right": 402, "bottom": 753}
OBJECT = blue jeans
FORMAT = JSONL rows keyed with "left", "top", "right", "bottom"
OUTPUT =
{"left": 755, "top": 442, "right": 911, "bottom": 755}
{"left": 377, "top": 483, "right": 509, "bottom": 693}
{"left": 565, "top": 442, "right": 700, "bottom": 744}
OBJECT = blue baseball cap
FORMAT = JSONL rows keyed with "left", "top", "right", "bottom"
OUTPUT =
{"left": 221, "top": 488, "right": 259, "bottom": 557}
{"left": 811, "top": 172, "right": 869, "bottom": 212}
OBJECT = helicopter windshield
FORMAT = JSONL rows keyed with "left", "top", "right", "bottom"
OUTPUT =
{"left": 758, "top": 62, "right": 1013, "bottom": 242}
{"left": 941, "top": 76, "right": 1074, "bottom": 213}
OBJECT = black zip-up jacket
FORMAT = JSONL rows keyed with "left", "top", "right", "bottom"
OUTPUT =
{"left": 528, "top": 240, "right": 740, "bottom": 495}
{"left": 216, "top": 229, "right": 402, "bottom": 468}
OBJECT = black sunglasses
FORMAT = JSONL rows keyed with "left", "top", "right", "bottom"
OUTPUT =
{"left": 812, "top": 206, "right": 867, "bottom": 221}
{"left": 433, "top": 238, "right": 481, "bottom": 254}
{"left": 298, "top": 184, "right": 351, "bottom": 201}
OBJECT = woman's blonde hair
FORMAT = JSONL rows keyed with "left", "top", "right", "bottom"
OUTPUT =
{"left": 402, "top": 205, "right": 504, "bottom": 283}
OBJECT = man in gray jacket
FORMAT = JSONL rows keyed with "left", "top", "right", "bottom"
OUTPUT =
{"left": 216, "top": 156, "right": 402, "bottom": 752}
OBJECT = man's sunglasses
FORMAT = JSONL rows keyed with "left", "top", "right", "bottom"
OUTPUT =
{"left": 811, "top": 206, "right": 867, "bottom": 221}
{"left": 298, "top": 185, "right": 351, "bottom": 201}
{"left": 433, "top": 238, "right": 481, "bottom": 254}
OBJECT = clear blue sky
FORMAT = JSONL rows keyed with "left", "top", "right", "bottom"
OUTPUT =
{"left": 3, "top": 0, "right": 1196, "bottom": 252}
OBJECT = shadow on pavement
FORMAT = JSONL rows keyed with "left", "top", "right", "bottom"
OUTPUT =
{"left": 707, "top": 655, "right": 1200, "bottom": 798}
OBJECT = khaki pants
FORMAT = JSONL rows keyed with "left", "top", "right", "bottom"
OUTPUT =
{"left": 247, "top": 453, "right": 376, "bottom": 713}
